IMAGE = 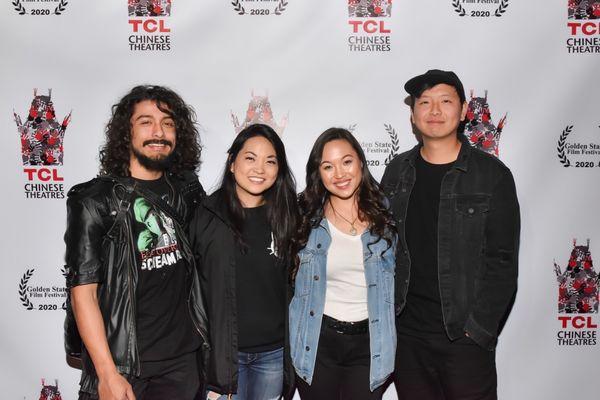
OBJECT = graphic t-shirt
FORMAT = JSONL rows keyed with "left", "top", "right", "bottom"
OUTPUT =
{"left": 235, "top": 205, "right": 286, "bottom": 353}
{"left": 131, "top": 176, "right": 200, "bottom": 362}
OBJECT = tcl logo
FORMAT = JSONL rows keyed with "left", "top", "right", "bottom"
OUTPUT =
{"left": 558, "top": 316, "right": 598, "bottom": 329}
{"left": 348, "top": 20, "right": 391, "bottom": 34}
{"left": 129, "top": 19, "right": 170, "bottom": 33}
{"left": 567, "top": 22, "right": 600, "bottom": 36}
{"left": 23, "top": 168, "right": 64, "bottom": 182}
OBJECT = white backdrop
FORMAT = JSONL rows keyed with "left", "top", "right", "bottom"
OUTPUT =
{"left": 1, "top": 1, "right": 599, "bottom": 399}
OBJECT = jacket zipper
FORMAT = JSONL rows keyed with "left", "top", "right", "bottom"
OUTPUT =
{"left": 185, "top": 259, "right": 209, "bottom": 345}
{"left": 124, "top": 216, "right": 141, "bottom": 375}
{"left": 175, "top": 217, "right": 210, "bottom": 346}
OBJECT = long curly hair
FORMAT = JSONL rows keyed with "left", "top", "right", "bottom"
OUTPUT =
{"left": 293, "top": 127, "right": 396, "bottom": 278}
{"left": 99, "top": 85, "right": 201, "bottom": 176}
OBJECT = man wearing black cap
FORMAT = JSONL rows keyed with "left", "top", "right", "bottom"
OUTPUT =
{"left": 380, "top": 70, "right": 520, "bottom": 399}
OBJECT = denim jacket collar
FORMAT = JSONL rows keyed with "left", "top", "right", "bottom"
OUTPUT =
{"left": 308, "top": 218, "right": 387, "bottom": 261}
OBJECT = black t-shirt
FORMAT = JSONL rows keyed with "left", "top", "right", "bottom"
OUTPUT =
{"left": 398, "top": 151, "right": 454, "bottom": 334}
{"left": 235, "top": 205, "right": 286, "bottom": 353}
{"left": 131, "top": 175, "right": 200, "bottom": 361}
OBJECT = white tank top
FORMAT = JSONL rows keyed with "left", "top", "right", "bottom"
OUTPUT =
{"left": 323, "top": 220, "right": 369, "bottom": 322}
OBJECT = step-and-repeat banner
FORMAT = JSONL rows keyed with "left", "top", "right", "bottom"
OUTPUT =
{"left": 1, "top": 1, "right": 599, "bottom": 399}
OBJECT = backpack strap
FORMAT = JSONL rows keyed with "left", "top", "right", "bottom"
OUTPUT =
{"left": 133, "top": 183, "right": 185, "bottom": 228}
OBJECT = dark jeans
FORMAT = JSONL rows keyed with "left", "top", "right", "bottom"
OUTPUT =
{"left": 296, "top": 323, "right": 384, "bottom": 400}
{"left": 79, "top": 351, "right": 200, "bottom": 400}
{"left": 393, "top": 331, "right": 497, "bottom": 400}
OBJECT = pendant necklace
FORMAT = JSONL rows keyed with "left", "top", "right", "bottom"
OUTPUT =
{"left": 329, "top": 199, "right": 359, "bottom": 236}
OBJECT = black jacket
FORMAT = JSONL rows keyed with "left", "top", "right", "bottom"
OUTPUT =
{"left": 189, "top": 190, "right": 294, "bottom": 398}
{"left": 380, "top": 137, "right": 520, "bottom": 350}
{"left": 63, "top": 172, "right": 209, "bottom": 394}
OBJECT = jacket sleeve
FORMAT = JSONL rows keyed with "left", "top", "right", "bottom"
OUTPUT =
{"left": 380, "top": 163, "right": 395, "bottom": 195}
{"left": 465, "top": 170, "right": 520, "bottom": 350}
{"left": 180, "top": 171, "right": 206, "bottom": 225}
{"left": 64, "top": 195, "right": 106, "bottom": 287}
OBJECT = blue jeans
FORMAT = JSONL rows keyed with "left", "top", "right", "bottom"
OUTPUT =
{"left": 218, "top": 347, "right": 284, "bottom": 400}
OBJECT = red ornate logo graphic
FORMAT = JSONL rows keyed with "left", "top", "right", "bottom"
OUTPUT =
{"left": 231, "top": 91, "right": 288, "bottom": 136}
{"left": 569, "top": 0, "right": 600, "bottom": 19}
{"left": 348, "top": 0, "right": 392, "bottom": 18}
{"left": 38, "top": 379, "right": 62, "bottom": 400}
{"left": 14, "top": 89, "right": 71, "bottom": 166}
{"left": 555, "top": 239, "right": 599, "bottom": 314}
{"left": 463, "top": 90, "right": 506, "bottom": 157}
{"left": 128, "top": 0, "right": 171, "bottom": 17}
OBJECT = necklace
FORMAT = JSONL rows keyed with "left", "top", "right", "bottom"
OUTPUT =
{"left": 329, "top": 200, "right": 359, "bottom": 236}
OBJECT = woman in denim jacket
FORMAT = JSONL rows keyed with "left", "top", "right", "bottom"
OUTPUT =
{"left": 289, "top": 128, "right": 397, "bottom": 399}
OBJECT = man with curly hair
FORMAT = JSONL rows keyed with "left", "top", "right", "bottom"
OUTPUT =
{"left": 63, "top": 85, "right": 209, "bottom": 400}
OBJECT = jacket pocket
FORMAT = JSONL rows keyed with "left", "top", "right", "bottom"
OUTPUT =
{"left": 454, "top": 194, "right": 490, "bottom": 215}
{"left": 453, "top": 195, "right": 490, "bottom": 236}
{"left": 294, "top": 252, "right": 313, "bottom": 298}
{"left": 381, "top": 256, "right": 395, "bottom": 304}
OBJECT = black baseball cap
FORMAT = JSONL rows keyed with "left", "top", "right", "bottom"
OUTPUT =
{"left": 404, "top": 69, "right": 466, "bottom": 102}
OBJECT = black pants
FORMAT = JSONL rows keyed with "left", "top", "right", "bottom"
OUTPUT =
{"left": 393, "top": 331, "right": 497, "bottom": 400}
{"left": 79, "top": 351, "right": 200, "bottom": 400}
{"left": 296, "top": 323, "right": 385, "bottom": 400}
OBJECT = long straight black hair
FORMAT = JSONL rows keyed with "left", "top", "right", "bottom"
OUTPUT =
{"left": 293, "top": 128, "right": 396, "bottom": 277}
{"left": 218, "top": 124, "right": 299, "bottom": 267}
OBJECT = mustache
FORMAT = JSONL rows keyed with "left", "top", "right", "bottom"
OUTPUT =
{"left": 143, "top": 139, "right": 173, "bottom": 147}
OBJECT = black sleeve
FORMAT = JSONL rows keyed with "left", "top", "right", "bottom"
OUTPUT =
{"left": 380, "top": 162, "right": 394, "bottom": 194}
{"left": 180, "top": 171, "right": 206, "bottom": 225}
{"left": 188, "top": 204, "right": 213, "bottom": 275}
{"left": 64, "top": 196, "right": 106, "bottom": 287}
{"left": 465, "top": 170, "right": 520, "bottom": 350}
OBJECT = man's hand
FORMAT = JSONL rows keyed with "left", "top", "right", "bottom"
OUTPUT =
{"left": 71, "top": 284, "right": 134, "bottom": 400}
{"left": 206, "top": 391, "right": 222, "bottom": 400}
{"left": 98, "top": 370, "right": 135, "bottom": 400}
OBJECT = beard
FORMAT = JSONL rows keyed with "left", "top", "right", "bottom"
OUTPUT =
{"left": 131, "top": 140, "right": 175, "bottom": 172}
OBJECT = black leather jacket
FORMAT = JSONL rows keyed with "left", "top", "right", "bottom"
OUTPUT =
{"left": 189, "top": 190, "right": 295, "bottom": 399}
{"left": 63, "top": 172, "right": 210, "bottom": 394}
{"left": 380, "top": 137, "right": 520, "bottom": 350}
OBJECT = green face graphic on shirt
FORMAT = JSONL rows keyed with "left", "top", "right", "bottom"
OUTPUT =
{"left": 133, "top": 197, "right": 177, "bottom": 252}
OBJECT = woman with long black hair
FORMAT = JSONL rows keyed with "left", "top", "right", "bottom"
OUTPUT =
{"left": 290, "top": 127, "right": 397, "bottom": 400}
{"left": 190, "top": 124, "right": 298, "bottom": 400}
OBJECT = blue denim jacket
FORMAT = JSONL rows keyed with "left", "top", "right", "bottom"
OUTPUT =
{"left": 289, "top": 219, "right": 396, "bottom": 391}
